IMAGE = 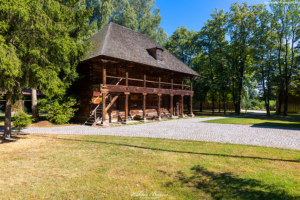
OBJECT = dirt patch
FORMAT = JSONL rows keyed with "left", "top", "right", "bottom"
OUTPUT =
{"left": 30, "top": 121, "right": 54, "bottom": 127}
{"left": 29, "top": 121, "right": 79, "bottom": 127}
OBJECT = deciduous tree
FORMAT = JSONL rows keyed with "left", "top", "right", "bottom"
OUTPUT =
{"left": 270, "top": 0, "right": 300, "bottom": 116}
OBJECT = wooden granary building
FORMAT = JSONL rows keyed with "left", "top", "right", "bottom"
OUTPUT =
{"left": 72, "top": 23, "right": 199, "bottom": 126}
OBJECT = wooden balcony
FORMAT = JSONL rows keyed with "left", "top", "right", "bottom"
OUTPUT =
{"left": 94, "top": 85, "right": 193, "bottom": 96}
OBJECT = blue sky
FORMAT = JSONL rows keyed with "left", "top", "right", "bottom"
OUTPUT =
{"left": 156, "top": 0, "right": 270, "bottom": 36}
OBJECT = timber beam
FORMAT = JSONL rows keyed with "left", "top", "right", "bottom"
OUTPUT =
{"left": 94, "top": 85, "right": 194, "bottom": 96}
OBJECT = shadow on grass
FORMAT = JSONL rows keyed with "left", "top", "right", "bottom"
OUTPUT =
{"left": 206, "top": 115, "right": 300, "bottom": 129}
{"left": 0, "top": 135, "right": 27, "bottom": 144}
{"left": 251, "top": 123, "right": 300, "bottom": 130}
{"left": 242, "top": 116, "right": 300, "bottom": 129}
{"left": 164, "top": 165, "right": 298, "bottom": 200}
{"left": 36, "top": 135, "right": 300, "bottom": 163}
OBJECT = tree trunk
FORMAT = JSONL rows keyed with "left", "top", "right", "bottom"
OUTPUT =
{"left": 200, "top": 102, "right": 202, "bottom": 112}
{"left": 186, "top": 99, "right": 190, "bottom": 114}
{"left": 4, "top": 91, "right": 12, "bottom": 138}
{"left": 31, "top": 88, "right": 39, "bottom": 122}
{"left": 283, "top": 88, "right": 288, "bottom": 116}
{"left": 278, "top": 91, "right": 282, "bottom": 115}
{"left": 237, "top": 85, "right": 242, "bottom": 115}
{"left": 218, "top": 95, "right": 221, "bottom": 113}
{"left": 212, "top": 93, "right": 215, "bottom": 114}
{"left": 235, "top": 103, "right": 238, "bottom": 113}
{"left": 223, "top": 93, "right": 226, "bottom": 115}
{"left": 266, "top": 99, "right": 270, "bottom": 117}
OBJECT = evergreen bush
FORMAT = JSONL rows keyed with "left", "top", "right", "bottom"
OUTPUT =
{"left": 38, "top": 97, "right": 79, "bottom": 124}
{"left": 13, "top": 111, "right": 33, "bottom": 133}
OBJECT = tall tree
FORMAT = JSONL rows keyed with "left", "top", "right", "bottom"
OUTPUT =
{"left": 270, "top": 0, "right": 300, "bottom": 116}
{"left": 251, "top": 4, "right": 277, "bottom": 116}
{"left": 208, "top": 9, "right": 229, "bottom": 114}
{"left": 0, "top": 0, "right": 91, "bottom": 138}
{"left": 164, "top": 26, "right": 198, "bottom": 66}
{"left": 0, "top": 35, "right": 21, "bottom": 138}
{"left": 82, "top": 0, "right": 167, "bottom": 45}
{"left": 192, "top": 53, "right": 210, "bottom": 112}
{"left": 198, "top": 9, "right": 229, "bottom": 114}
{"left": 227, "top": 2, "right": 259, "bottom": 114}
{"left": 165, "top": 26, "right": 198, "bottom": 112}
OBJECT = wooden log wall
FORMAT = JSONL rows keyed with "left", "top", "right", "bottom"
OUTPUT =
{"left": 71, "top": 58, "right": 193, "bottom": 122}
{"left": 276, "top": 93, "right": 300, "bottom": 113}
{"left": 69, "top": 62, "right": 93, "bottom": 121}
{"left": 102, "top": 94, "right": 184, "bottom": 122}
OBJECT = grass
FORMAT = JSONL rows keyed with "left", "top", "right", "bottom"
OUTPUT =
{"left": 203, "top": 115, "right": 300, "bottom": 129}
{"left": 272, "top": 113, "right": 300, "bottom": 117}
{"left": 0, "top": 134, "right": 299, "bottom": 199}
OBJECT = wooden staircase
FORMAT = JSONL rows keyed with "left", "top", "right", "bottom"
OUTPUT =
{"left": 85, "top": 79, "right": 122, "bottom": 126}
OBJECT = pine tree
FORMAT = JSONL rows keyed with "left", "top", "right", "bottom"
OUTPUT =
{"left": 0, "top": 0, "right": 91, "bottom": 138}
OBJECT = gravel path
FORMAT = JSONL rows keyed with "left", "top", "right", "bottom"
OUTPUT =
{"left": 13, "top": 115, "right": 300, "bottom": 150}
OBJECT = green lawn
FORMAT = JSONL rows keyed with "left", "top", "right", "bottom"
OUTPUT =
{"left": 185, "top": 110, "right": 251, "bottom": 118}
{"left": 203, "top": 115, "right": 300, "bottom": 129}
{"left": 0, "top": 134, "right": 299, "bottom": 199}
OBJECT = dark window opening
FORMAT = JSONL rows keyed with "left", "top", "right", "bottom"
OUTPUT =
{"left": 157, "top": 49, "right": 162, "bottom": 61}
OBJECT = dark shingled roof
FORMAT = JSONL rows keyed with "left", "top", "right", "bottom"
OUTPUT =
{"left": 83, "top": 22, "right": 199, "bottom": 76}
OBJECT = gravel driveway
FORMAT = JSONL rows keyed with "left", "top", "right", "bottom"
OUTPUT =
{"left": 15, "top": 116, "right": 300, "bottom": 150}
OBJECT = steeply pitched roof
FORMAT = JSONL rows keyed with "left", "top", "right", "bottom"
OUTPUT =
{"left": 83, "top": 22, "right": 199, "bottom": 76}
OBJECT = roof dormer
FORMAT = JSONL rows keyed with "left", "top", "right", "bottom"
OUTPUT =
{"left": 147, "top": 47, "right": 164, "bottom": 61}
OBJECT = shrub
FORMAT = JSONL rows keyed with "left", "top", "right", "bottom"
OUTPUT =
{"left": 251, "top": 100, "right": 261, "bottom": 109}
{"left": 38, "top": 97, "right": 79, "bottom": 124}
{"left": 254, "top": 106, "right": 260, "bottom": 110}
{"left": 269, "top": 100, "right": 276, "bottom": 110}
{"left": 13, "top": 111, "right": 33, "bottom": 133}
{"left": 242, "top": 96, "right": 251, "bottom": 111}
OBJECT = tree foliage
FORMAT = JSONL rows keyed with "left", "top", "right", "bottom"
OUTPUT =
{"left": 0, "top": 0, "right": 91, "bottom": 138}
{"left": 81, "top": 0, "right": 167, "bottom": 45}
{"left": 165, "top": 1, "right": 300, "bottom": 116}
{"left": 13, "top": 111, "right": 33, "bottom": 133}
{"left": 38, "top": 97, "right": 79, "bottom": 124}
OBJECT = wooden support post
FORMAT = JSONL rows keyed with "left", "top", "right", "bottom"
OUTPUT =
{"left": 189, "top": 95, "right": 194, "bottom": 117}
{"left": 180, "top": 95, "right": 184, "bottom": 117}
{"left": 170, "top": 94, "right": 174, "bottom": 117}
{"left": 190, "top": 76, "right": 193, "bottom": 91}
{"left": 188, "top": 77, "right": 194, "bottom": 117}
{"left": 124, "top": 92, "right": 129, "bottom": 123}
{"left": 171, "top": 73, "right": 173, "bottom": 90}
{"left": 181, "top": 76, "right": 184, "bottom": 90}
{"left": 126, "top": 66, "right": 128, "bottom": 86}
{"left": 102, "top": 60, "right": 107, "bottom": 88}
{"left": 144, "top": 68, "right": 146, "bottom": 87}
{"left": 143, "top": 93, "right": 147, "bottom": 121}
{"left": 158, "top": 94, "right": 162, "bottom": 120}
{"left": 101, "top": 91, "right": 108, "bottom": 126}
{"left": 158, "top": 71, "right": 161, "bottom": 89}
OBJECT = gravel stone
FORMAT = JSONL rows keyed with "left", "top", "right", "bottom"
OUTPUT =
{"left": 13, "top": 116, "right": 300, "bottom": 150}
